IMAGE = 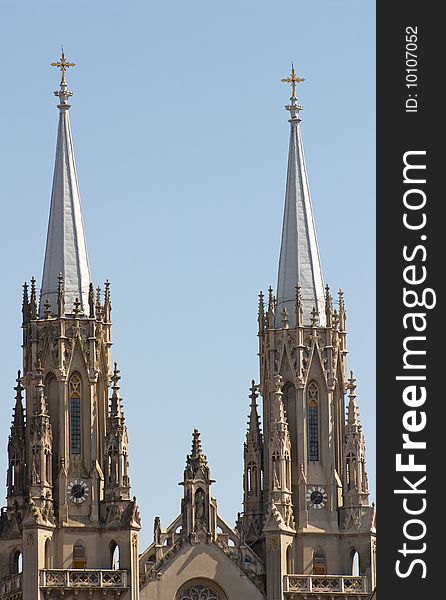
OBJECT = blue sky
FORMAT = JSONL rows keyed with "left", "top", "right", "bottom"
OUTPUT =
{"left": 0, "top": 1, "right": 375, "bottom": 550}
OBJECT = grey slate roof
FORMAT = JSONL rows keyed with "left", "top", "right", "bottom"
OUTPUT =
{"left": 276, "top": 100, "right": 325, "bottom": 327}
{"left": 39, "top": 82, "right": 91, "bottom": 317}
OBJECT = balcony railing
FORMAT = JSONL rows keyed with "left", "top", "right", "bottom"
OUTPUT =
{"left": 0, "top": 573, "right": 22, "bottom": 598}
{"left": 39, "top": 569, "right": 128, "bottom": 589}
{"left": 284, "top": 574, "right": 368, "bottom": 595}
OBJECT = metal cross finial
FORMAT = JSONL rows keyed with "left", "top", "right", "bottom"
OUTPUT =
{"left": 281, "top": 62, "right": 305, "bottom": 100}
{"left": 51, "top": 48, "right": 75, "bottom": 85}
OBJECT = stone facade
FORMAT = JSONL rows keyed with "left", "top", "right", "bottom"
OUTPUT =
{"left": 0, "top": 63, "right": 376, "bottom": 600}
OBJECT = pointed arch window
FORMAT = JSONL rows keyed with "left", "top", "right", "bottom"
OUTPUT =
{"left": 307, "top": 383, "right": 319, "bottom": 462}
{"left": 313, "top": 547, "right": 326, "bottom": 575}
{"left": 73, "top": 541, "right": 86, "bottom": 569}
{"left": 10, "top": 548, "right": 22, "bottom": 575}
{"left": 283, "top": 382, "right": 297, "bottom": 459}
{"left": 176, "top": 580, "right": 226, "bottom": 600}
{"left": 351, "top": 549, "right": 360, "bottom": 576}
{"left": 286, "top": 543, "right": 294, "bottom": 573}
{"left": 195, "top": 489, "right": 206, "bottom": 524}
{"left": 272, "top": 451, "right": 280, "bottom": 487}
{"left": 45, "top": 538, "right": 52, "bottom": 569}
{"left": 346, "top": 452, "right": 356, "bottom": 490}
{"left": 247, "top": 461, "right": 258, "bottom": 495}
{"left": 69, "top": 374, "right": 81, "bottom": 455}
{"left": 110, "top": 541, "right": 120, "bottom": 570}
{"left": 284, "top": 451, "right": 291, "bottom": 490}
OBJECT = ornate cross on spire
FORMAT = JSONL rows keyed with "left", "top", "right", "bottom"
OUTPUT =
{"left": 281, "top": 62, "right": 305, "bottom": 100}
{"left": 51, "top": 49, "right": 75, "bottom": 85}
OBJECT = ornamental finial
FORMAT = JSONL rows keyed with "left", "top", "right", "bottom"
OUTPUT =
{"left": 281, "top": 62, "right": 305, "bottom": 101}
{"left": 51, "top": 47, "right": 76, "bottom": 85}
{"left": 282, "top": 62, "right": 305, "bottom": 120}
{"left": 51, "top": 48, "right": 75, "bottom": 107}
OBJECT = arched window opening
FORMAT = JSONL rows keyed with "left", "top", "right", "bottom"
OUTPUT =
{"left": 346, "top": 453, "right": 357, "bottom": 489}
{"left": 45, "top": 450, "right": 51, "bottom": 485}
{"left": 247, "top": 461, "right": 257, "bottom": 494}
{"left": 313, "top": 547, "right": 326, "bottom": 575}
{"left": 110, "top": 541, "right": 120, "bottom": 570}
{"left": 283, "top": 382, "right": 297, "bottom": 460}
{"left": 284, "top": 451, "right": 291, "bottom": 490}
{"left": 122, "top": 452, "right": 128, "bottom": 486}
{"left": 72, "top": 541, "right": 86, "bottom": 569}
{"left": 10, "top": 459, "right": 18, "bottom": 489}
{"left": 307, "top": 383, "right": 319, "bottom": 462}
{"left": 45, "top": 374, "right": 59, "bottom": 485}
{"left": 10, "top": 549, "right": 22, "bottom": 575}
{"left": 69, "top": 374, "right": 81, "bottom": 455}
{"left": 286, "top": 544, "right": 294, "bottom": 573}
{"left": 272, "top": 451, "right": 280, "bottom": 487}
{"left": 251, "top": 464, "right": 257, "bottom": 493}
{"left": 176, "top": 580, "right": 226, "bottom": 600}
{"left": 195, "top": 489, "right": 205, "bottom": 524}
{"left": 361, "top": 462, "right": 366, "bottom": 487}
{"left": 45, "top": 538, "right": 52, "bottom": 569}
{"left": 351, "top": 549, "right": 360, "bottom": 576}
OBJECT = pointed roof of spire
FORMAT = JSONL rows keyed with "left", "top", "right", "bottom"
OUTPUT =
{"left": 11, "top": 371, "right": 25, "bottom": 429}
{"left": 39, "top": 53, "right": 91, "bottom": 317}
{"left": 347, "top": 371, "right": 361, "bottom": 428}
{"left": 185, "top": 429, "right": 210, "bottom": 478}
{"left": 276, "top": 66, "right": 325, "bottom": 327}
{"left": 110, "top": 362, "right": 124, "bottom": 418}
{"left": 246, "top": 380, "right": 262, "bottom": 445}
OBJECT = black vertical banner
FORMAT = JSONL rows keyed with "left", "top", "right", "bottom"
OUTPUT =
{"left": 377, "top": 2, "right": 442, "bottom": 598}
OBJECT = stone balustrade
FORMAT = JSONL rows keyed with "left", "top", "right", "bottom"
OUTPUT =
{"left": 39, "top": 569, "right": 128, "bottom": 589}
{"left": 284, "top": 574, "right": 368, "bottom": 596}
{"left": 0, "top": 573, "right": 22, "bottom": 599}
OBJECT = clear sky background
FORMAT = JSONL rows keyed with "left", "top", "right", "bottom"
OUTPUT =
{"left": 0, "top": 1, "right": 375, "bottom": 551}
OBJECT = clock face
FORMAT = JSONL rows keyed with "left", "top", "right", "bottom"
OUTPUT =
{"left": 67, "top": 479, "right": 89, "bottom": 504}
{"left": 306, "top": 486, "right": 327, "bottom": 509}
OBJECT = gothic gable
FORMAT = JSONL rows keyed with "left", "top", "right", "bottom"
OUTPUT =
{"left": 140, "top": 535, "right": 266, "bottom": 600}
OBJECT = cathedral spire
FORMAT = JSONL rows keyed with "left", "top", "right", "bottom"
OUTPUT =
{"left": 344, "top": 372, "right": 370, "bottom": 504}
{"left": 265, "top": 375, "right": 294, "bottom": 531}
{"left": 185, "top": 429, "right": 210, "bottom": 478}
{"left": 247, "top": 380, "right": 262, "bottom": 445}
{"left": 7, "top": 371, "right": 26, "bottom": 501}
{"left": 39, "top": 51, "right": 91, "bottom": 317}
{"left": 276, "top": 65, "right": 325, "bottom": 327}
{"left": 104, "top": 363, "right": 130, "bottom": 499}
{"left": 243, "top": 382, "right": 264, "bottom": 548}
{"left": 181, "top": 430, "right": 217, "bottom": 540}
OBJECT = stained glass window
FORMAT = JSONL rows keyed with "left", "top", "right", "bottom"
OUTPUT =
{"left": 178, "top": 584, "right": 222, "bottom": 600}
{"left": 69, "top": 374, "right": 81, "bottom": 455}
{"left": 308, "top": 383, "right": 319, "bottom": 462}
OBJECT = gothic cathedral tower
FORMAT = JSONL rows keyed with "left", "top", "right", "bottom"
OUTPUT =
{"left": 242, "top": 67, "right": 376, "bottom": 599}
{"left": 0, "top": 55, "right": 140, "bottom": 600}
